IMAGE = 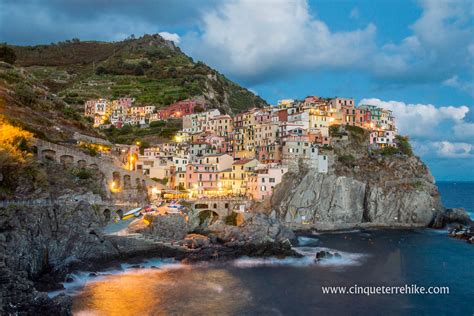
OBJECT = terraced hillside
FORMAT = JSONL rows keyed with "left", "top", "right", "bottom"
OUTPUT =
{"left": 10, "top": 34, "right": 268, "bottom": 114}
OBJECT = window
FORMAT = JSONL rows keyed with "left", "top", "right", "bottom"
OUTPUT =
{"left": 269, "top": 178, "right": 275, "bottom": 183}
{"left": 261, "top": 185, "right": 266, "bottom": 191}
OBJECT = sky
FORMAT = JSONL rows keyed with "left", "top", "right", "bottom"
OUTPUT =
{"left": 1, "top": 0, "right": 473, "bottom": 181}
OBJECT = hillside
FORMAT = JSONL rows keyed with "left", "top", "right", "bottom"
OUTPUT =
{"left": 0, "top": 61, "right": 101, "bottom": 143}
{"left": 9, "top": 34, "right": 268, "bottom": 114}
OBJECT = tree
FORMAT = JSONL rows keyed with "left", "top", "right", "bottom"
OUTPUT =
{"left": 0, "top": 45, "right": 17, "bottom": 64}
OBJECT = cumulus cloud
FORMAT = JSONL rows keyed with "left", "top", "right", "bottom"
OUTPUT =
{"left": 360, "top": 97, "right": 474, "bottom": 162}
{"left": 417, "top": 141, "right": 474, "bottom": 158}
{"left": 181, "top": 0, "right": 473, "bottom": 91}
{"left": 359, "top": 98, "right": 470, "bottom": 139}
{"left": 158, "top": 32, "right": 180, "bottom": 44}
{"left": 182, "top": 0, "right": 376, "bottom": 83}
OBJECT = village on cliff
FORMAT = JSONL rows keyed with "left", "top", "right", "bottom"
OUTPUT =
{"left": 84, "top": 96, "right": 398, "bottom": 201}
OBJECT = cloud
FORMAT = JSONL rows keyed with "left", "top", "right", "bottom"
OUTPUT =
{"left": 182, "top": 0, "right": 376, "bottom": 84}
{"left": 417, "top": 141, "right": 474, "bottom": 158}
{"left": 181, "top": 0, "right": 473, "bottom": 90}
{"left": 371, "top": 0, "right": 474, "bottom": 86}
{"left": 443, "top": 75, "right": 474, "bottom": 97}
{"left": 350, "top": 8, "right": 360, "bottom": 19}
{"left": 158, "top": 32, "right": 180, "bottom": 44}
{"left": 0, "top": 0, "right": 217, "bottom": 45}
{"left": 359, "top": 98, "right": 470, "bottom": 139}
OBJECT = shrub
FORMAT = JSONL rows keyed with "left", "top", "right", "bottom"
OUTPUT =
{"left": 72, "top": 168, "right": 93, "bottom": 180}
{"left": 149, "top": 120, "right": 165, "bottom": 128}
{"left": 0, "top": 45, "right": 16, "bottom": 64}
{"left": 380, "top": 146, "right": 400, "bottom": 156}
{"left": 224, "top": 212, "right": 238, "bottom": 226}
{"left": 338, "top": 154, "right": 355, "bottom": 167}
{"left": 329, "top": 125, "right": 341, "bottom": 136}
{"left": 395, "top": 135, "right": 413, "bottom": 156}
{"left": 15, "top": 84, "right": 37, "bottom": 107}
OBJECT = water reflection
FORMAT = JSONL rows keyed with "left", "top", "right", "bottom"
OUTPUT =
{"left": 73, "top": 230, "right": 474, "bottom": 315}
{"left": 73, "top": 268, "right": 251, "bottom": 316}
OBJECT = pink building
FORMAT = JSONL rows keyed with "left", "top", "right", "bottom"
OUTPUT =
{"left": 247, "top": 164, "right": 288, "bottom": 200}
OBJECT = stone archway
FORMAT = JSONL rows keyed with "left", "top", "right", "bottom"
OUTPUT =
{"left": 116, "top": 209, "right": 124, "bottom": 219}
{"left": 89, "top": 163, "right": 99, "bottom": 169}
{"left": 77, "top": 159, "right": 87, "bottom": 168}
{"left": 41, "top": 149, "right": 56, "bottom": 161}
{"left": 103, "top": 209, "right": 111, "bottom": 222}
{"left": 31, "top": 145, "right": 38, "bottom": 156}
{"left": 59, "top": 155, "right": 74, "bottom": 168}
{"left": 198, "top": 210, "right": 219, "bottom": 225}
{"left": 112, "top": 171, "right": 121, "bottom": 188}
{"left": 123, "top": 175, "right": 131, "bottom": 189}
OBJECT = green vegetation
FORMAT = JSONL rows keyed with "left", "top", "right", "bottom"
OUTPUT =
{"left": 10, "top": 34, "right": 268, "bottom": 114}
{"left": 152, "top": 177, "right": 168, "bottom": 185}
{"left": 72, "top": 168, "right": 93, "bottom": 180}
{"left": 224, "top": 212, "right": 239, "bottom": 226}
{"left": 345, "top": 125, "right": 366, "bottom": 144}
{"left": 198, "top": 210, "right": 218, "bottom": 225}
{"left": 102, "top": 119, "right": 181, "bottom": 143}
{"left": 338, "top": 154, "right": 356, "bottom": 167}
{"left": 0, "top": 45, "right": 16, "bottom": 64}
{"left": 395, "top": 135, "right": 413, "bottom": 156}
{"left": 412, "top": 180, "right": 424, "bottom": 190}
{"left": 380, "top": 146, "right": 400, "bottom": 156}
{"left": 329, "top": 125, "right": 340, "bottom": 136}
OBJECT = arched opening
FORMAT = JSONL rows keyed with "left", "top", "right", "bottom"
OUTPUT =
{"left": 123, "top": 175, "right": 131, "bottom": 189}
{"left": 41, "top": 149, "right": 56, "bottom": 162}
{"left": 77, "top": 160, "right": 87, "bottom": 168}
{"left": 59, "top": 155, "right": 74, "bottom": 168}
{"left": 112, "top": 172, "right": 121, "bottom": 188}
{"left": 213, "top": 203, "right": 217, "bottom": 209}
{"left": 198, "top": 210, "right": 219, "bottom": 225}
{"left": 89, "top": 163, "right": 99, "bottom": 169}
{"left": 195, "top": 203, "right": 209, "bottom": 209}
{"left": 103, "top": 209, "right": 111, "bottom": 222}
{"left": 31, "top": 145, "right": 38, "bottom": 156}
{"left": 116, "top": 209, "right": 124, "bottom": 219}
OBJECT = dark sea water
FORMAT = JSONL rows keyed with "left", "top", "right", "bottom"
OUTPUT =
{"left": 69, "top": 182, "right": 474, "bottom": 316}
{"left": 437, "top": 181, "right": 474, "bottom": 218}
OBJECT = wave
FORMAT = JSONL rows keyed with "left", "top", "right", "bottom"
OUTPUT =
{"left": 297, "top": 236, "right": 319, "bottom": 246}
{"left": 232, "top": 246, "right": 367, "bottom": 269}
{"left": 48, "top": 258, "right": 184, "bottom": 298}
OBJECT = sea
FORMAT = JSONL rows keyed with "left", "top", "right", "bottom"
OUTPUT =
{"left": 65, "top": 182, "right": 473, "bottom": 315}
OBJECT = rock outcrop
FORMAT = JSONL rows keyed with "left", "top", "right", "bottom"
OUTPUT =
{"left": 430, "top": 208, "right": 472, "bottom": 229}
{"left": 0, "top": 201, "right": 115, "bottom": 315}
{"left": 448, "top": 225, "right": 474, "bottom": 244}
{"left": 268, "top": 142, "right": 445, "bottom": 230}
{"left": 208, "top": 213, "right": 295, "bottom": 247}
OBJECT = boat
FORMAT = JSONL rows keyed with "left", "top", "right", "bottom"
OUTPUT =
{"left": 121, "top": 207, "right": 142, "bottom": 220}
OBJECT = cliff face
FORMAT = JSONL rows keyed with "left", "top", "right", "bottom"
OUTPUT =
{"left": 269, "top": 130, "right": 443, "bottom": 230}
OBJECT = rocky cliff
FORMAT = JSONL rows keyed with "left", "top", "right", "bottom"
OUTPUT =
{"left": 267, "top": 127, "right": 445, "bottom": 230}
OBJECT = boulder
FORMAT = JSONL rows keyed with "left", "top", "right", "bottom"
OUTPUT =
{"left": 184, "top": 234, "right": 211, "bottom": 249}
{"left": 448, "top": 225, "right": 474, "bottom": 243}
{"left": 430, "top": 208, "right": 472, "bottom": 229}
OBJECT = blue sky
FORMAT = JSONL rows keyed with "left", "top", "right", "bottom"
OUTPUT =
{"left": 1, "top": 0, "right": 473, "bottom": 181}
